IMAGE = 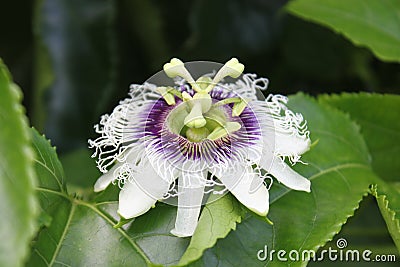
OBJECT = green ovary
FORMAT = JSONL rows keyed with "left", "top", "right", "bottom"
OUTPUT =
{"left": 167, "top": 102, "right": 232, "bottom": 143}
{"left": 186, "top": 127, "right": 210, "bottom": 142}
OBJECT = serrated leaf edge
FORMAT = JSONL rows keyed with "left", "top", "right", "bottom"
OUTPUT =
{"left": 371, "top": 184, "right": 400, "bottom": 252}
{"left": 0, "top": 60, "right": 39, "bottom": 267}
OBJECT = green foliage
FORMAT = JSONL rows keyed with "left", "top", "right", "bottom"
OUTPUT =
{"left": 126, "top": 204, "right": 189, "bottom": 266}
{"left": 60, "top": 148, "right": 101, "bottom": 190}
{"left": 28, "top": 129, "right": 152, "bottom": 266}
{"left": 286, "top": 0, "right": 400, "bottom": 62}
{"left": 371, "top": 184, "right": 400, "bottom": 250}
{"left": 319, "top": 93, "right": 400, "bottom": 181}
{"left": 320, "top": 93, "right": 400, "bottom": 253}
{"left": 190, "top": 94, "right": 380, "bottom": 266}
{"left": 0, "top": 60, "right": 38, "bottom": 267}
{"left": 30, "top": 129, "right": 246, "bottom": 267}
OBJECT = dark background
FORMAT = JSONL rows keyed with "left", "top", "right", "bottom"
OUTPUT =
{"left": 1, "top": 0, "right": 399, "bottom": 153}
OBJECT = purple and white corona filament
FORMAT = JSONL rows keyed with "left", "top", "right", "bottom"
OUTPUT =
{"left": 89, "top": 58, "right": 311, "bottom": 237}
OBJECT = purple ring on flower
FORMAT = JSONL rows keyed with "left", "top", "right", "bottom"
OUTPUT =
{"left": 141, "top": 86, "right": 262, "bottom": 165}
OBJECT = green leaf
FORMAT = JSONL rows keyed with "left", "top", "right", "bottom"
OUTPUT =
{"left": 190, "top": 94, "right": 379, "bottom": 266}
{"left": 319, "top": 93, "right": 400, "bottom": 252}
{"left": 31, "top": 128, "right": 66, "bottom": 194}
{"left": 28, "top": 129, "right": 152, "bottom": 267}
{"left": 33, "top": 0, "right": 117, "bottom": 150}
{"left": 319, "top": 93, "right": 400, "bottom": 181}
{"left": 371, "top": 183, "right": 400, "bottom": 252}
{"left": 286, "top": 0, "right": 400, "bottom": 62}
{"left": 308, "top": 195, "right": 400, "bottom": 267}
{"left": 178, "top": 194, "right": 244, "bottom": 266}
{"left": 96, "top": 193, "right": 243, "bottom": 267}
{"left": 60, "top": 148, "right": 101, "bottom": 191}
{"left": 98, "top": 193, "right": 245, "bottom": 267}
{"left": 0, "top": 60, "right": 38, "bottom": 267}
{"left": 126, "top": 204, "right": 190, "bottom": 266}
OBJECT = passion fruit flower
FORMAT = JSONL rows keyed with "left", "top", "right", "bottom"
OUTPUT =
{"left": 89, "top": 58, "right": 311, "bottom": 237}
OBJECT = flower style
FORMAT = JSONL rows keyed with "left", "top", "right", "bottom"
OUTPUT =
{"left": 89, "top": 58, "right": 311, "bottom": 237}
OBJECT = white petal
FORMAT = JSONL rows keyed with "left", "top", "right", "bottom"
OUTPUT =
{"left": 275, "top": 131, "right": 311, "bottom": 157}
{"left": 271, "top": 161, "right": 310, "bottom": 192}
{"left": 252, "top": 97, "right": 310, "bottom": 158}
{"left": 94, "top": 163, "right": 121, "bottom": 192}
{"left": 118, "top": 164, "right": 171, "bottom": 219}
{"left": 171, "top": 171, "right": 206, "bottom": 237}
{"left": 260, "top": 154, "right": 310, "bottom": 192}
{"left": 212, "top": 164, "right": 269, "bottom": 216}
{"left": 93, "top": 147, "right": 139, "bottom": 192}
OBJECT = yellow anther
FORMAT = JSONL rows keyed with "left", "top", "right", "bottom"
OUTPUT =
{"left": 163, "top": 58, "right": 185, "bottom": 78}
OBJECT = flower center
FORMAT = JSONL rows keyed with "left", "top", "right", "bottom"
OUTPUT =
{"left": 166, "top": 101, "right": 229, "bottom": 142}
{"left": 161, "top": 58, "right": 250, "bottom": 143}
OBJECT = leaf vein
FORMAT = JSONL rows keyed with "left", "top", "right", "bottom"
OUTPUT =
{"left": 313, "top": 129, "right": 366, "bottom": 160}
{"left": 76, "top": 201, "right": 152, "bottom": 264}
{"left": 34, "top": 159, "right": 64, "bottom": 192}
{"left": 36, "top": 187, "right": 69, "bottom": 199}
{"left": 33, "top": 248, "right": 49, "bottom": 266}
{"left": 48, "top": 204, "right": 76, "bottom": 266}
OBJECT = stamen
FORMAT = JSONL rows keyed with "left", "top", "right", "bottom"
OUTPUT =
{"left": 182, "top": 91, "right": 192, "bottom": 102}
{"left": 232, "top": 98, "right": 249, "bottom": 117}
{"left": 157, "top": 86, "right": 182, "bottom": 105}
{"left": 213, "top": 97, "right": 242, "bottom": 107}
{"left": 207, "top": 121, "right": 241, "bottom": 140}
{"left": 213, "top": 97, "right": 249, "bottom": 117}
